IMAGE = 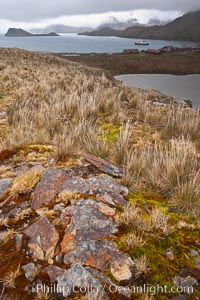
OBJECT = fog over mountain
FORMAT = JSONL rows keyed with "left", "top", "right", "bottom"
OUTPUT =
{"left": 0, "top": 0, "right": 200, "bottom": 33}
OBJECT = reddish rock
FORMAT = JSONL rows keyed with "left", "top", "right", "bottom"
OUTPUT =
{"left": 63, "top": 240, "right": 113, "bottom": 271}
{"left": 96, "top": 192, "right": 127, "bottom": 208}
{"left": 63, "top": 240, "right": 135, "bottom": 282}
{"left": 24, "top": 217, "right": 59, "bottom": 261}
{"left": 81, "top": 153, "right": 123, "bottom": 178}
{"left": 94, "top": 202, "right": 116, "bottom": 217}
{"left": 110, "top": 253, "right": 134, "bottom": 282}
{"left": 43, "top": 265, "right": 65, "bottom": 283}
{"left": 165, "top": 249, "right": 175, "bottom": 261}
{"left": 31, "top": 168, "right": 69, "bottom": 209}
{"left": 61, "top": 199, "right": 118, "bottom": 243}
{"left": 31, "top": 169, "right": 128, "bottom": 210}
{"left": 0, "top": 149, "right": 15, "bottom": 163}
{"left": 60, "top": 229, "right": 76, "bottom": 254}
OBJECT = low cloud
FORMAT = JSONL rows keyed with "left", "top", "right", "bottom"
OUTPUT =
{"left": 0, "top": 0, "right": 199, "bottom": 22}
{"left": 0, "top": 9, "right": 182, "bottom": 33}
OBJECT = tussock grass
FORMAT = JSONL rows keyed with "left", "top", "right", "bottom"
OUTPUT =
{"left": 147, "top": 207, "right": 173, "bottom": 236}
{"left": 134, "top": 255, "right": 150, "bottom": 279}
{"left": 14, "top": 208, "right": 32, "bottom": 222}
{"left": 171, "top": 171, "right": 200, "bottom": 216}
{"left": 1, "top": 48, "right": 200, "bottom": 222}
{"left": 36, "top": 208, "right": 56, "bottom": 219}
{"left": 115, "top": 204, "right": 143, "bottom": 227}
{"left": 1, "top": 49, "right": 124, "bottom": 151}
{"left": 121, "top": 232, "right": 146, "bottom": 249}
{"left": 163, "top": 106, "right": 200, "bottom": 140}
{"left": 112, "top": 121, "right": 133, "bottom": 166}
{"left": 82, "top": 129, "right": 109, "bottom": 159}
{"left": 0, "top": 229, "right": 17, "bottom": 244}
{"left": 123, "top": 138, "right": 199, "bottom": 193}
{"left": 0, "top": 265, "right": 21, "bottom": 288}
{"left": 116, "top": 204, "right": 172, "bottom": 237}
{"left": 0, "top": 217, "right": 9, "bottom": 227}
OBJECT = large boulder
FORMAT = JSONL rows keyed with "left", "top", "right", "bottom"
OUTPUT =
{"left": 60, "top": 199, "right": 118, "bottom": 252}
{"left": 24, "top": 217, "right": 59, "bottom": 261}
{"left": 31, "top": 168, "right": 69, "bottom": 209}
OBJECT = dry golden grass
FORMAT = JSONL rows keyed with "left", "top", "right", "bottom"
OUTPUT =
{"left": 122, "top": 137, "right": 199, "bottom": 195}
{"left": 57, "top": 190, "right": 81, "bottom": 204}
{"left": 134, "top": 255, "right": 150, "bottom": 279}
{"left": 147, "top": 207, "right": 173, "bottom": 236}
{"left": 0, "top": 265, "right": 21, "bottom": 289}
{"left": 136, "top": 98, "right": 163, "bottom": 126}
{"left": 10, "top": 166, "right": 44, "bottom": 196}
{"left": 171, "top": 171, "right": 200, "bottom": 217}
{"left": 0, "top": 229, "right": 17, "bottom": 244}
{"left": 82, "top": 131, "right": 109, "bottom": 159}
{"left": 14, "top": 208, "right": 32, "bottom": 222}
{"left": 116, "top": 204, "right": 172, "bottom": 237}
{"left": 115, "top": 204, "right": 143, "bottom": 227}
{"left": 1, "top": 48, "right": 200, "bottom": 224}
{"left": 36, "top": 208, "right": 56, "bottom": 219}
{"left": 163, "top": 106, "right": 200, "bottom": 140}
{"left": 112, "top": 121, "right": 133, "bottom": 166}
{"left": 34, "top": 292, "right": 52, "bottom": 300}
{"left": 0, "top": 49, "right": 125, "bottom": 152}
{"left": 121, "top": 232, "right": 146, "bottom": 249}
{"left": 0, "top": 217, "right": 9, "bottom": 227}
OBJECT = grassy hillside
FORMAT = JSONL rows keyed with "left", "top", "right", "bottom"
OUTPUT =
{"left": 81, "top": 10, "right": 200, "bottom": 42}
{"left": 0, "top": 48, "right": 200, "bottom": 300}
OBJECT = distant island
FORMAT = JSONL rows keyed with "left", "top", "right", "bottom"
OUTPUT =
{"left": 79, "top": 10, "right": 200, "bottom": 42}
{"left": 5, "top": 28, "right": 59, "bottom": 37}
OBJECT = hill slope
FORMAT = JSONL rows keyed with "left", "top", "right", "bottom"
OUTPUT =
{"left": 80, "top": 10, "right": 200, "bottom": 42}
{"left": 0, "top": 48, "right": 200, "bottom": 299}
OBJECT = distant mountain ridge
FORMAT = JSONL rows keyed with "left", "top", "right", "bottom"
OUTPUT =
{"left": 29, "top": 17, "right": 168, "bottom": 34}
{"left": 5, "top": 28, "right": 59, "bottom": 37}
{"left": 79, "top": 10, "right": 200, "bottom": 42}
{"left": 31, "top": 25, "right": 92, "bottom": 34}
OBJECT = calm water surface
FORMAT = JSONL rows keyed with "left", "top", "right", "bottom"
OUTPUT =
{"left": 116, "top": 74, "right": 200, "bottom": 108}
{"left": 0, "top": 33, "right": 196, "bottom": 53}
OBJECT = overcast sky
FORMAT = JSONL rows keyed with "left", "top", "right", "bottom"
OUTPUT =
{"left": 0, "top": 0, "right": 200, "bottom": 32}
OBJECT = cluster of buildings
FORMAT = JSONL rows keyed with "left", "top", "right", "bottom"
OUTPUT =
{"left": 123, "top": 44, "right": 200, "bottom": 55}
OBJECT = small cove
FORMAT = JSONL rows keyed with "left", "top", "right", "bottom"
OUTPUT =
{"left": 116, "top": 74, "right": 200, "bottom": 108}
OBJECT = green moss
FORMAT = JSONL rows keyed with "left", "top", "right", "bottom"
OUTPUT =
{"left": 128, "top": 192, "right": 167, "bottom": 208}
{"left": 117, "top": 217, "right": 199, "bottom": 291}
{"left": 99, "top": 122, "right": 120, "bottom": 142}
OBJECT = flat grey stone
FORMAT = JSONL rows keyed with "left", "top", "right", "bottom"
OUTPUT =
{"left": 56, "top": 263, "right": 105, "bottom": 297}
{"left": 0, "top": 178, "right": 12, "bottom": 201}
